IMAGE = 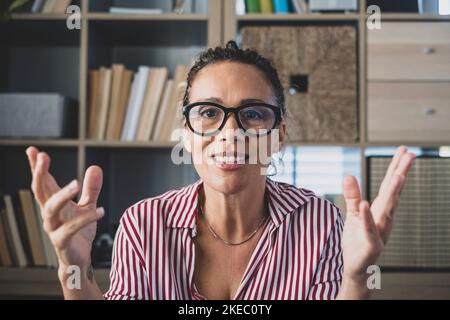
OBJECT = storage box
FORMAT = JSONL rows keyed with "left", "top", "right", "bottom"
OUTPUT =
{"left": 0, "top": 93, "right": 78, "bottom": 138}
{"left": 241, "top": 25, "right": 358, "bottom": 142}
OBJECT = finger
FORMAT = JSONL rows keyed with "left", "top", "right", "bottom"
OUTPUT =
{"left": 32, "top": 152, "right": 50, "bottom": 203}
{"left": 43, "top": 179, "right": 79, "bottom": 230}
{"left": 381, "top": 173, "right": 405, "bottom": 220}
{"left": 31, "top": 151, "right": 60, "bottom": 204}
{"left": 51, "top": 207, "right": 105, "bottom": 249}
{"left": 343, "top": 175, "right": 362, "bottom": 213}
{"left": 359, "top": 200, "right": 377, "bottom": 235}
{"left": 78, "top": 165, "right": 103, "bottom": 207}
{"left": 379, "top": 146, "right": 407, "bottom": 193}
{"left": 26, "top": 146, "right": 39, "bottom": 175}
{"left": 394, "top": 152, "right": 416, "bottom": 178}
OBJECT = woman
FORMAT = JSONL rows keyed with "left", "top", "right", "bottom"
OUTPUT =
{"left": 26, "top": 41, "right": 415, "bottom": 300}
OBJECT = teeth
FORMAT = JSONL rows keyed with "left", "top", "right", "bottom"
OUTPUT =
{"left": 214, "top": 156, "right": 245, "bottom": 164}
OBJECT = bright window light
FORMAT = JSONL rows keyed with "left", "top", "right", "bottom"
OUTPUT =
{"left": 439, "top": 0, "right": 450, "bottom": 15}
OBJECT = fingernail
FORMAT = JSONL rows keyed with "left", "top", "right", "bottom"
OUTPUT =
{"left": 68, "top": 179, "right": 78, "bottom": 191}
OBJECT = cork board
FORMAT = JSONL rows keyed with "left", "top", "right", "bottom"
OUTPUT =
{"left": 241, "top": 25, "right": 358, "bottom": 142}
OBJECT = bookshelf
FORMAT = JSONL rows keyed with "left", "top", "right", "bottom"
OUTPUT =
{"left": 1, "top": 0, "right": 450, "bottom": 299}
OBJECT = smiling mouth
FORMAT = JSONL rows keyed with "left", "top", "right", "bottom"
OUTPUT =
{"left": 210, "top": 153, "right": 249, "bottom": 165}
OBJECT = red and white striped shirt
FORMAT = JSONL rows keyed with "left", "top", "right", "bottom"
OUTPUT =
{"left": 104, "top": 177, "right": 344, "bottom": 300}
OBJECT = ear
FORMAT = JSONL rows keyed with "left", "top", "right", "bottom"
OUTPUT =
{"left": 274, "top": 119, "right": 286, "bottom": 154}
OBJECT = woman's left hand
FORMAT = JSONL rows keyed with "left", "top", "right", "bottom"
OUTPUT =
{"left": 339, "top": 146, "right": 416, "bottom": 296}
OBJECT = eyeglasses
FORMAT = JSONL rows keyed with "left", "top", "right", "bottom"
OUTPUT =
{"left": 182, "top": 102, "right": 283, "bottom": 137}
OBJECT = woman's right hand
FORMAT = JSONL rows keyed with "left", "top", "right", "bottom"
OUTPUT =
{"left": 26, "top": 146, "right": 104, "bottom": 272}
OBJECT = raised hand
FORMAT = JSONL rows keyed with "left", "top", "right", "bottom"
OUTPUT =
{"left": 341, "top": 146, "right": 415, "bottom": 280}
{"left": 26, "top": 146, "right": 104, "bottom": 270}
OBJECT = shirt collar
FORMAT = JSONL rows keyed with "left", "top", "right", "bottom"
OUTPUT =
{"left": 165, "top": 177, "right": 311, "bottom": 229}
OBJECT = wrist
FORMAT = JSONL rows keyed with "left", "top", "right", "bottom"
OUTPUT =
{"left": 338, "top": 273, "right": 372, "bottom": 300}
{"left": 58, "top": 262, "right": 95, "bottom": 286}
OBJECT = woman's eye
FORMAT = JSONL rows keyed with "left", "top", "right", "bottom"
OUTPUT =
{"left": 243, "top": 110, "right": 263, "bottom": 120}
{"left": 200, "top": 108, "right": 218, "bottom": 118}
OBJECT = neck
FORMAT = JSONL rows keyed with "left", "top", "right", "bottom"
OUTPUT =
{"left": 199, "top": 178, "right": 268, "bottom": 242}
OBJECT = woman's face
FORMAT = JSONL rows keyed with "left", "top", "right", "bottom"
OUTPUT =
{"left": 184, "top": 61, "right": 286, "bottom": 194}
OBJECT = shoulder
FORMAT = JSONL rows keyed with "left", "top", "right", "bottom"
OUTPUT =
{"left": 117, "top": 180, "right": 201, "bottom": 235}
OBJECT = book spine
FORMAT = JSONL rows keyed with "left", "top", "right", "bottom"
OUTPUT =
{"left": 245, "top": 0, "right": 261, "bottom": 13}
{"left": 273, "top": 0, "right": 289, "bottom": 13}
{"left": 260, "top": 0, "right": 273, "bottom": 13}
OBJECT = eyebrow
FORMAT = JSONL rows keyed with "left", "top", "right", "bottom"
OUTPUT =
{"left": 200, "top": 97, "right": 267, "bottom": 104}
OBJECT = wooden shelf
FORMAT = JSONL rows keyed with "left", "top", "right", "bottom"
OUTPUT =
{"left": 10, "top": 13, "right": 70, "bottom": 20}
{"left": 366, "top": 13, "right": 450, "bottom": 21}
{"left": 0, "top": 267, "right": 110, "bottom": 298}
{"left": 0, "top": 139, "right": 80, "bottom": 147}
{"left": 87, "top": 12, "right": 209, "bottom": 21}
{"left": 237, "top": 13, "right": 360, "bottom": 21}
{"left": 1, "top": 267, "right": 449, "bottom": 299}
{"left": 84, "top": 140, "right": 178, "bottom": 148}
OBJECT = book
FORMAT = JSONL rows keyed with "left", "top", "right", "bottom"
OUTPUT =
{"left": 260, "top": 0, "right": 273, "bottom": 13}
{"left": 106, "top": 68, "right": 133, "bottom": 140}
{"left": 31, "top": 0, "right": 46, "bottom": 13}
{"left": 97, "top": 67, "right": 113, "bottom": 140}
{"left": 2, "top": 195, "right": 28, "bottom": 267}
{"left": 273, "top": 0, "right": 290, "bottom": 13}
{"left": 136, "top": 67, "right": 169, "bottom": 141}
{"left": 109, "top": 7, "right": 164, "bottom": 14}
{"left": 245, "top": 0, "right": 260, "bottom": 13}
{"left": 173, "top": 0, "right": 193, "bottom": 13}
{"left": 19, "top": 190, "right": 46, "bottom": 266}
{"left": 160, "top": 65, "right": 189, "bottom": 141}
{"left": 105, "top": 64, "right": 125, "bottom": 140}
{"left": 51, "top": 0, "right": 72, "bottom": 13}
{"left": 236, "top": 0, "right": 246, "bottom": 15}
{"left": 41, "top": 0, "right": 56, "bottom": 13}
{"left": 0, "top": 206, "right": 13, "bottom": 267}
{"left": 152, "top": 79, "right": 174, "bottom": 141}
{"left": 121, "top": 66, "right": 150, "bottom": 141}
{"left": 34, "top": 198, "right": 58, "bottom": 268}
{"left": 88, "top": 69, "right": 100, "bottom": 139}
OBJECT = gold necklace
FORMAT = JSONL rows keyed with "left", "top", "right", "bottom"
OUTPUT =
{"left": 198, "top": 202, "right": 268, "bottom": 246}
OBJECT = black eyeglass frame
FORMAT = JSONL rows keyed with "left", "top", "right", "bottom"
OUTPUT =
{"left": 182, "top": 101, "right": 283, "bottom": 137}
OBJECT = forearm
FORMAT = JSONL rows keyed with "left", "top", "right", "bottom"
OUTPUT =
{"left": 336, "top": 274, "right": 372, "bottom": 300}
{"left": 58, "top": 263, "right": 104, "bottom": 300}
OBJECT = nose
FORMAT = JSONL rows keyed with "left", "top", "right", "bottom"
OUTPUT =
{"left": 222, "top": 112, "right": 240, "bottom": 131}
{"left": 217, "top": 112, "right": 243, "bottom": 142}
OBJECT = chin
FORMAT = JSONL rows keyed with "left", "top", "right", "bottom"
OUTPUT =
{"left": 197, "top": 164, "right": 263, "bottom": 195}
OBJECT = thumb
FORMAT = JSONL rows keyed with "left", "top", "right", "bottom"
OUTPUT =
{"left": 78, "top": 165, "right": 103, "bottom": 207}
{"left": 343, "top": 175, "right": 361, "bottom": 214}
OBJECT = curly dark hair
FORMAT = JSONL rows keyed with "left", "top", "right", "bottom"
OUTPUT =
{"left": 182, "top": 40, "right": 286, "bottom": 115}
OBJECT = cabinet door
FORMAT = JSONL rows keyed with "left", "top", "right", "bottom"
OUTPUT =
{"left": 368, "top": 22, "right": 450, "bottom": 80}
{"left": 368, "top": 82, "right": 450, "bottom": 142}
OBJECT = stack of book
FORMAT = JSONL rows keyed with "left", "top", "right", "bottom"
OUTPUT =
{"left": 30, "top": 0, "right": 72, "bottom": 13}
{"left": 87, "top": 64, "right": 189, "bottom": 142}
{"left": 0, "top": 190, "right": 58, "bottom": 268}
{"left": 237, "top": 0, "right": 309, "bottom": 14}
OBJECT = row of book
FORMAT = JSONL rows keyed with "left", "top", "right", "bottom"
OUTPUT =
{"left": 29, "top": 0, "right": 72, "bottom": 13}
{"left": 109, "top": 0, "right": 208, "bottom": 14}
{"left": 88, "top": 64, "right": 189, "bottom": 142}
{"left": 238, "top": 0, "right": 309, "bottom": 14}
{"left": 0, "top": 191, "right": 58, "bottom": 268}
